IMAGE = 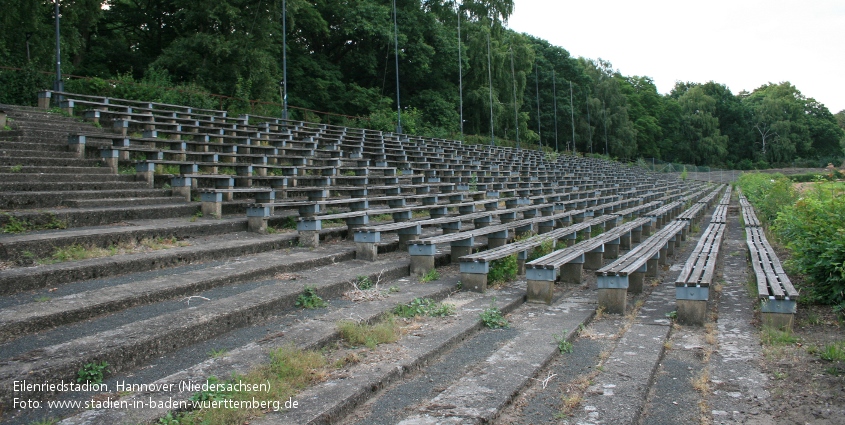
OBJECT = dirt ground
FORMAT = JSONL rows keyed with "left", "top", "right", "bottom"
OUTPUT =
{"left": 758, "top": 304, "right": 845, "bottom": 425}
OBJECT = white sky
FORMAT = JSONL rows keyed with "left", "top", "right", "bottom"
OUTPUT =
{"left": 508, "top": 0, "right": 845, "bottom": 113}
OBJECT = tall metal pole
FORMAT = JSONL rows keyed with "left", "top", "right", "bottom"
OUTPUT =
{"left": 552, "top": 69, "right": 558, "bottom": 153}
{"left": 510, "top": 47, "right": 518, "bottom": 149}
{"left": 487, "top": 28, "right": 494, "bottom": 146}
{"left": 602, "top": 99, "right": 608, "bottom": 155}
{"left": 282, "top": 0, "right": 288, "bottom": 122}
{"left": 54, "top": 0, "right": 63, "bottom": 102}
{"left": 393, "top": 0, "right": 402, "bottom": 135}
{"left": 569, "top": 80, "right": 575, "bottom": 153}
{"left": 457, "top": 2, "right": 464, "bottom": 139}
{"left": 535, "top": 62, "right": 541, "bottom": 150}
{"left": 586, "top": 91, "right": 592, "bottom": 154}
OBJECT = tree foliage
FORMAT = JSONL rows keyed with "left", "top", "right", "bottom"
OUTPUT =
{"left": 1, "top": 0, "right": 842, "bottom": 166}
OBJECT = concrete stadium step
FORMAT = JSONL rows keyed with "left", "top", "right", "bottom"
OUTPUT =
{"left": 37, "top": 269, "right": 460, "bottom": 425}
{"left": 0, "top": 228, "right": 347, "bottom": 295}
{"left": 0, "top": 156, "right": 101, "bottom": 167}
{"left": 0, "top": 180, "right": 150, "bottom": 192}
{"left": 0, "top": 165, "right": 113, "bottom": 174}
{"left": 0, "top": 148, "right": 77, "bottom": 158}
{"left": 2, "top": 202, "right": 196, "bottom": 230}
{"left": 63, "top": 195, "right": 185, "bottom": 208}
{"left": 0, "top": 252, "right": 413, "bottom": 407}
{"left": 0, "top": 215, "right": 252, "bottom": 263}
{"left": 0, "top": 173, "right": 137, "bottom": 183}
{"left": 0, "top": 188, "right": 170, "bottom": 209}
{"left": 0, "top": 140, "right": 69, "bottom": 151}
{"left": 0, "top": 245, "right": 358, "bottom": 343}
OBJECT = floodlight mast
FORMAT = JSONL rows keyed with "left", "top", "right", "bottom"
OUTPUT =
{"left": 393, "top": 0, "right": 402, "bottom": 135}
{"left": 282, "top": 0, "right": 288, "bottom": 123}
{"left": 54, "top": 0, "right": 63, "bottom": 103}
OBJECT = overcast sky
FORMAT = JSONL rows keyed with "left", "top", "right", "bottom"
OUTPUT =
{"left": 508, "top": 0, "right": 845, "bottom": 113}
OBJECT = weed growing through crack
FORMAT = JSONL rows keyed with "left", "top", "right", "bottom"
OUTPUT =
{"left": 208, "top": 348, "right": 227, "bottom": 359}
{"left": 480, "top": 300, "right": 508, "bottom": 329}
{"left": 10, "top": 164, "right": 23, "bottom": 173}
{"left": 393, "top": 298, "right": 454, "bottom": 318}
{"left": 354, "top": 275, "right": 373, "bottom": 290}
{"left": 419, "top": 268, "right": 440, "bottom": 283}
{"left": 553, "top": 332, "right": 574, "bottom": 354}
{"left": 337, "top": 316, "right": 400, "bottom": 349}
{"left": 295, "top": 286, "right": 327, "bottom": 309}
{"left": 77, "top": 361, "right": 109, "bottom": 384}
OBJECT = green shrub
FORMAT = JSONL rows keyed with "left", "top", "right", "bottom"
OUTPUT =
{"left": 488, "top": 255, "right": 518, "bottom": 285}
{"left": 736, "top": 172, "right": 797, "bottom": 224}
{"left": 773, "top": 183, "right": 845, "bottom": 306}
{"left": 528, "top": 238, "right": 554, "bottom": 262}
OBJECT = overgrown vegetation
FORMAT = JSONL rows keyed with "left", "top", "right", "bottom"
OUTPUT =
{"left": 337, "top": 316, "right": 400, "bottom": 349}
{"left": 1, "top": 214, "right": 67, "bottom": 234}
{"left": 37, "top": 237, "right": 189, "bottom": 265}
{"left": 737, "top": 173, "right": 845, "bottom": 312}
{"left": 527, "top": 238, "right": 555, "bottom": 261}
{"left": 488, "top": 254, "right": 518, "bottom": 285}
{"left": 393, "top": 298, "right": 455, "bottom": 318}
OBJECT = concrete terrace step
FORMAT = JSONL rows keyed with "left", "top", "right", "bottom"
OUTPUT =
{"left": 0, "top": 253, "right": 413, "bottom": 406}
{"left": 46, "top": 273, "right": 460, "bottom": 425}
{"left": 0, "top": 229, "right": 342, "bottom": 295}
{"left": 0, "top": 165, "right": 113, "bottom": 175}
{"left": 0, "top": 173, "right": 137, "bottom": 183}
{"left": 0, "top": 140, "right": 70, "bottom": 151}
{"left": 0, "top": 181, "right": 150, "bottom": 192}
{"left": 0, "top": 156, "right": 101, "bottom": 167}
{"left": 0, "top": 214, "right": 252, "bottom": 262}
{"left": 0, "top": 188, "right": 169, "bottom": 209}
{"left": 63, "top": 196, "right": 186, "bottom": 208}
{"left": 0, "top": 246, "right": 358, "bottom": 342}
{"left": 0, "top": 149, "right": 79, "bottom": 158}
{"left": 2, "top": 202, "right": 200, "bottom": 232}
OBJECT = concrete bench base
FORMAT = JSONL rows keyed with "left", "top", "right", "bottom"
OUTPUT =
{"left": 411, "top": 255, "right": 435, "bottom": 276}
{"left": 559, "top": 263, "right": 582, "bottom": 285}
{"left": 628, "top": 272, "right": 645, "bottom": 294}
{"left": 356, "top": 242, "right": 378, "bottom": 261}
{"left": 677, "top": 299, "right": 708, "bottom": 326}
{"left": 598, "top": 288, "right": 627, "bottom": 315}
{"left": 762, "top": 312, "right": 794, "bottom": 331}
{"left": 526, "top": 280, "right": 554, "bottom": 304}
{"left": 461, "top": 272, "right": 487, "bottom": 293}
{"left": 299, "top": 230, "right": 319, "bottom": 247}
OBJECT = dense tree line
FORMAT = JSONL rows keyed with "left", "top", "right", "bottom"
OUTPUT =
{"left": 1, "top": 0, "right": 843, "bottom": 168}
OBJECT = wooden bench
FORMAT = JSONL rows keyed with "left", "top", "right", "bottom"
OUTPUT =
{"left": 406, "top": 207, "right": 596, "bottom": 277}
{"left": 675, "top": 222, "right": 726, "bottom": 325}
{"left": 738, "top": 193, "right": 762, "bottom": 227}
{"left": 746, "top": 226, "right": 799, "bottom": 330}
{"left": 523, "top": 217, "right": 653, "bottom": 303}
{"left": 595, "top": 220, "right": 688, "bottom": 314}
